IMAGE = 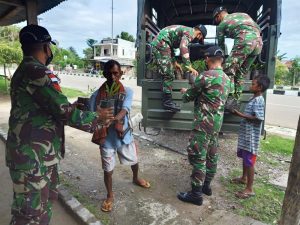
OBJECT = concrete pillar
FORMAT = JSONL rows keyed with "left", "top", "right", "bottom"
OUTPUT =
{"left": 26, "top": 0, "right": 38, "bottom": 25}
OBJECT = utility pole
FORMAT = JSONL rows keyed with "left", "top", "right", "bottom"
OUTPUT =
{"left": 111, "top": 0, "right": 114, "bottom": 58}
{"left": 37, "top": 17, "right": 43, "bottom": 25}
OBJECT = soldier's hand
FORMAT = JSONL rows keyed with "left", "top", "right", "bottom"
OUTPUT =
{"left": 174, "top": 61, "right": 183, "bottom": 74}
{"left": 189, "top": 67, "right": 199, "bottom": 76}
{"left": 180, "top": 88, "right": 187, "bottom": 94}
{"left": 72, "top": 101, "right": 85, "bottom": 110}
{"left": 97, "top": 106, "right": 114, "bottom": 124}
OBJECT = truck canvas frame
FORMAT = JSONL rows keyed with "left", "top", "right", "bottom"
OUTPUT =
{"left": 136, "top": 0, "right": 282, "bottom": 132}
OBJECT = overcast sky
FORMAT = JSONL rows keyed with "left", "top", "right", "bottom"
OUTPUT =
{"left": 19, "top": 0, "right": 299, "bottom": 59}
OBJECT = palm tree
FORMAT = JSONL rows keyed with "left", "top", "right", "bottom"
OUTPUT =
{"left": 276, "top": 50, "right": 287, "bottom": 61}
{"left": 86, "top": 39, "right": 97, "bottom": 48}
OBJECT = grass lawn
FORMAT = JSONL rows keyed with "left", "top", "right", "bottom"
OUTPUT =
{"left": 61, "top": 87, "right": 88, "bottom": 98}
{"left": 221, "top": 170, "right": 285, "bottom": 224}
{"left": 261, "top": 134, "right": 294, "bottom": 156}
{"left": 260, "top": 134, "right": 295, "bottom": 166}
{"left": 0, "top": 76, "right": 10, "bottom": 95}
{"left": 221, "top": 135, "right": 295, "bottom": 224}
{"left": 0, "top": 76, "right": 87, "bottom": 99}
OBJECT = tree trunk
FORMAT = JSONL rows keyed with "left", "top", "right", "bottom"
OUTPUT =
{"left": 279, "top": 116, "right": 300, "bottom": 225}
{"left": 3, "top": 63, "right": 8, "bottom": 94}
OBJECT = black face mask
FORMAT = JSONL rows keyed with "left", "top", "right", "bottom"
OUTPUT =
{"left": 44, "top": 45, "right": 53, "bottom": 66}
{"left": 205, "top": 61, "right": 209, "bottom": 70}
{"left": 191, "top": 38, "right": 200, "bottom": 44}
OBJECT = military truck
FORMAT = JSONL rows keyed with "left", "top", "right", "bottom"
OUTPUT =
{"left": 136, "top": 0, "right": 281, "bottom": 132}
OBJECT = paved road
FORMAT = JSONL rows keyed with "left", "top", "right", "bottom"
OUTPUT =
{"left": 59, "top": 74, "right": 142, "bottom": 103}
{"left": 266, "top": 93, "right": 300, "bottom": 129}
{"left": 0, "top": 141, "right": 81, "bottom": 225}
{"left": 58, "top": 74, "right": 300, "bottom": 129}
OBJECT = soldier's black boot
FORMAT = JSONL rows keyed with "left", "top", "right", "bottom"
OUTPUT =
{"left": 202, "top": 180, "right": 212, "bottom": 196}
{"left": 162, "top": 93, "right": 181, "bottom": 112}
{"left": 177, "top": 186, "right": 203, "bottom": 206}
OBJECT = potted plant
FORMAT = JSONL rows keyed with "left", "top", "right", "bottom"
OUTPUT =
{"left": 250, "top": 62, "right": 265, "bottom": 79}
{"left": 77, "top": 97, "right": 90, "bottom": 111}
{"left": 182, "top": 60, "right": 206, "bottom": 85}
{"left": 99, "top": 82, "right": 121, "bottom": 115}
{"left": 146, "top": 62, "right": 160, "bottom": 79}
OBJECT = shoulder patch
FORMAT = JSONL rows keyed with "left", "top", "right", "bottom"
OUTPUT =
{"left": 25, "top": 63, "right": 49, "bottom": 80}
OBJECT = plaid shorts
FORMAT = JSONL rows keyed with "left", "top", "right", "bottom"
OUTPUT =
{"left": 237, "top": 149, "right": 257, "bottom": 167}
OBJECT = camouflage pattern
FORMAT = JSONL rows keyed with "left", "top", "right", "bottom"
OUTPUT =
{"left": 183, "top": 68, "right": 231, "bottom": 187}
{"left": 9, "top": 165, "right": 58, "bottom": 225}
{"left": 217, "top": 13, "right": 262, "bottom": 99}
{"left": 152, "top": 47, "right": 174, "bottom": 93}
{"left": 187, "top": 130, "right": 218, "bottom": 187}
{"left": 6, "top": 56, "right": 99, "bottom": 224}
{"left": 151, "top": 25, "right": 194, "bottom": 94}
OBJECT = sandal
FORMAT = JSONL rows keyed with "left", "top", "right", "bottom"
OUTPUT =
{"left": 133, "top": 179, "right": 151, "bottom": 188}
{"left": 235, "top": 191, "right": 255, "bottom": 199}
{"left": 230, "top": 177, "right": 247, "bottom": 185}
{"left": 101, "top": 199, "right": 113, "bottom": 212}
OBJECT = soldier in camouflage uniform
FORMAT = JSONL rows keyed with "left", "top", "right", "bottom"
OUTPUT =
{"left": 6, "top": 25, "right": 114, "bottom": 225}
{"left": 214, "top": 6, "right": 263, "bottom": 101}
{"left": 177, "top": 46, "right": 231, "bottom": 206}
{"left": 151, "top": 25, "right": 207, "bottom": 112}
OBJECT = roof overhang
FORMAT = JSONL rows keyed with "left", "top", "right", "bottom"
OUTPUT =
{"left": 0, "top": 0, "right": 66, "bottom": 26}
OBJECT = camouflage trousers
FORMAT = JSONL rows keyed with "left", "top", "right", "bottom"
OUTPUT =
{"left": 187, "top": 130, "right": 219, "bottom": 188}
{"left": 9, "top": 164, "right": 59, "bottom": 225}
{"left": 152, "top": 44, "right": 175, "bottom": 94}
{"left": 225, "top": 36, "right": 263, "bottom": 100}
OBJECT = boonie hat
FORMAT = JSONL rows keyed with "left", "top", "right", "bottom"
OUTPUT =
{"left": 19, "top": 24, "right": 56, "bottom": 45}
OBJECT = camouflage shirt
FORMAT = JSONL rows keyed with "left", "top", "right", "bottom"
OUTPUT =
{"left": 6, "top": 56, "right": 98, "bottom": 170}
{"left": 183, "top": 68, "right": 231, "bottom": 134}
{"left": 217, "top": 13, "right": 261, "bottom": 52}
{"left": 151, "top": 25, "right": 194, "bottom": 65}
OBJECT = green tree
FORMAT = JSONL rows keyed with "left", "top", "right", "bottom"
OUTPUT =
{"left": 83, "top": 38, "right": 98, "bottom": 67}
{"left": 68, "top": 46, "right": 79, "bottom": 58}
{"left": 287, "top": 57, "right": 300, "bottom": 86}
{"left": 86, "top": 39, "right": 97, "bottom": 48}
{"left": 276, "top": 50, "right": 287, "bottom": 61}
{"left": 0, "top": 25, "right": 20, "bottom": 42}
{"left": 83, "top": 47, "right": 93, "bottom": 60}
{"left": 117, "top": 31, "right": 135, "bottom": 42}
{"left": 0, "top": 42, "right": 22, "bottom": 93}
{"left": 275, "top": 58, "right": 289, "bottom": 85}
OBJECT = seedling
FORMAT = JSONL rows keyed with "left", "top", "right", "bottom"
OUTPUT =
{"left": 105, "top": 81, "right": 121, "bottom": 97}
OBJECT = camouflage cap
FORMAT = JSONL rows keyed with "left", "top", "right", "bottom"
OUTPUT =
{"left": 204, "top": 46, "right": 224, "bottom": 58}
{"left": 212, "top": 6, "right": 227, "bottom": 18}
{"left": 19, "top": 24, "right": 56, "bottom": 45}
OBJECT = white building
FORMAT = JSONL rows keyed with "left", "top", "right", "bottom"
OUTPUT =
{"left": 92, "top": 38, "right": 136, "bottom": 75}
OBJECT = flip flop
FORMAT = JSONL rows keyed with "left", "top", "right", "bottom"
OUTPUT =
{"left": 133, "top": 179, "right": 151, "bottom": 188}
{"left": 230, "top": 177, "right": 247, "bottom": 185}
{"left": 101, "top": 199, "right": 113, "bottom": 212}
{"left": 235, "top": 191, "right": 256, "bottom": 199}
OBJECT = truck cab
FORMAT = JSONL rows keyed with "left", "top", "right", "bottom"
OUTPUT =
{"left": 136, "top": 0, "right": 281, "bottom": 132}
